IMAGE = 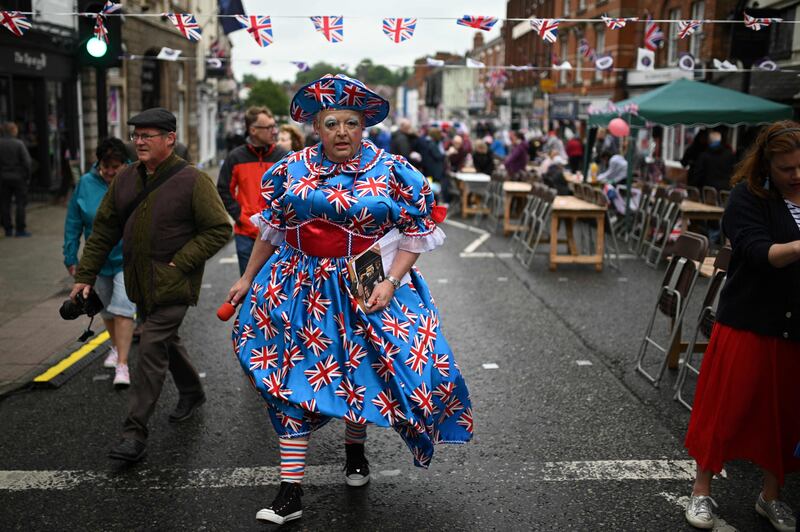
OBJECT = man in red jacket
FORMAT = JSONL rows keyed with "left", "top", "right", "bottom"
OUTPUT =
{"left": 217, "top": 106, "right": 288, "bottom": 274}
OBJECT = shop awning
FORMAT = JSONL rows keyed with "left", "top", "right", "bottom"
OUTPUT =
{"left": 587, "top": 78, "right": 793, "bottom": 128}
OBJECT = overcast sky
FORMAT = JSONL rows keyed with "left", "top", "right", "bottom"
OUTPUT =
{"left": 230, "top": 1, "right": 507, "bottom": 82}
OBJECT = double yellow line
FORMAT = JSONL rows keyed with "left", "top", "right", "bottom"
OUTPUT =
{"left": 33, "top": 330, "right": 110, "bottom": 383}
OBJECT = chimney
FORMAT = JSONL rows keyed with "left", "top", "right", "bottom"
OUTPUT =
{"left": 473, "top": 32, "right": 484, "bottom": 50}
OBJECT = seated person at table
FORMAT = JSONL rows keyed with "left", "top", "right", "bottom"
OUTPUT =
{"left": 542, "top": 156, "right": 572, "bottom": 196}
{"left": 597, "top": 150, "right": 628, "bottom": 185}
{"left": 472, "top": 140, "right": 495, "bottom": 176}
{"left": 446, "top": 135, "right": 469, "bottom": 173}
{"left": 503, "top": 130, "right": 529, "bottom": 177}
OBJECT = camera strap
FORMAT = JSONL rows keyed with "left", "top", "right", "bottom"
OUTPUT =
{"left": 78, "top": 315, "right": 95, "bottom": 343}
{"left": 120, "top": 160, "right": 189, "bottom": 227}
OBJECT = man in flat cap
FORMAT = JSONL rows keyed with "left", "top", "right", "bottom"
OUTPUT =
{"left": 71, "top": 107, "right": 231, "bottom": 462}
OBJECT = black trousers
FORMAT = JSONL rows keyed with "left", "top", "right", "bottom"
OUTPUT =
{"left": 0, "top": 179, "right": 27, "bottom": 233}
{"left": 122, "top": 305, "right": 204, "bottom": 442}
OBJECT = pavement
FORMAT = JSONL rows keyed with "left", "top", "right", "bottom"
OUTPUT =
{"left": 0, "top": 187, "right": 796, "bottom": 530}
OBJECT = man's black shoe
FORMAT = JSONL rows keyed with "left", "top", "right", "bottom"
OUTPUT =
{"left": 108, "top": 438, "right": 147, "bottom": 462}
{"left": 256, "top": 481, "right": 303, "bottom": 524}
{"left": 344, "top": 443, "right": 370, "bottom": 487}
{"left": 168, "top": 392, "right": 206, "bottom": 423}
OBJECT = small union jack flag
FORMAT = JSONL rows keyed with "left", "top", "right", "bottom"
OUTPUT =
{"left": 1, "top": 11, "right": 32, "bottom": 37}
{"left": 677, "top": 20, "right": 702, "bottom": 40}
{"left": 409, "top": 383, "right": 434, "bottom": 417}
{"left": 346, "top": 340, "right": 368, "bottom": 372}
{"left": 578, "top": 38, "right": 595, "bottom": 60}
{"left": 310, "top": 16, "right": 344, "bottom": 43}
{"left": 93, "top": 15, "right": 109, "bottom": 43}
{"left": 338, "top": 82, "right": 367, "bottom": 107}
{"left": 644, "top": 15, "right": 665, "bottom": 50}
{"left": 601, "top": 15, "right": 638, "bottom": 30}
{"left": 371, "top": 388, "right": 405, "bottom": 424}
{"left": 164, "top": 13, "right": 202, "bottom": 42}
{"left": 743, "top": 13, "right": 781, "bottom": 31}
{"left": 382, "top": 17, "right": 417, "bottom": 43}
{"left": 530, "top": 18, "right": 560, "bottom": 43}
{"left": 335, "top": 377, "right": 366, "bottom": 408}
{"left": 236, "top": 15, "right": 273, "bottom": 47}
{"left": 304, "top": 354, "right": 342, "bottom": 391}
{"left": 304, "top": 78, "right": 337, "bottom": 105}
{"left": 457, "top": 407, "right": 474, "bottom": 433}
{"left": 290, "top": 102, "right": 312, "bottom": 123}
{"left": 249, "top": 345, "right": 278, "bottom": 371}
{"left": 298, "top": 324, "right": 332, "bottom": 357}
{"left": 456, "top": 15, "right": 498, "bottom": 31}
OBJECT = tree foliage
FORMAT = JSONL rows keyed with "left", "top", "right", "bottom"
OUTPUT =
{"left": 294, "top": 59, "right": 409, "bottom": 87}
{"left": 245, "top": 78, "right": 290, "bottom": 115}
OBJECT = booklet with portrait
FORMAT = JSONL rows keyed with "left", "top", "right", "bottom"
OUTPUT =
{"left": 346, "top": 229, "right": 410, "bottom": 312}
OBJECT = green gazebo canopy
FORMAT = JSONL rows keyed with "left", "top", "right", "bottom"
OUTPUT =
{"left": 587, "top": 78, "right": 793, "bottom": 128}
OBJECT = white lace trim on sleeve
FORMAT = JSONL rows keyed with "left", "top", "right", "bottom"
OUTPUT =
{"left": 398, "top": 226, "right": 446, "bottom": 253}
{"left": 250, "top": 213, "right": 286, "bottom": 245}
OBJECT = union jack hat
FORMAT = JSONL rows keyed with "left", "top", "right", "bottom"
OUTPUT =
{"left": 290, "top": 74, "right": 389, "bottom": 127}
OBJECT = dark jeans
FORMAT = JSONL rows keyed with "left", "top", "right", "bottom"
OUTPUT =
{"left": 234, "top": 234, "right": 256, "bottom": 276}
{"left": 0, "top": 179, "right": 27, "bottom": 233}
{"left": 122, "top": 305, "right": 203, "bottom": 442}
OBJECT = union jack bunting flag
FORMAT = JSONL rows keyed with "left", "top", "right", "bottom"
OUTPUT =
{"left": 236, "top": 15, "right": 273, "bottom": 47}
{"left": 310, "top": 16, "right": 344, "bottom": 43}
{"left": 677, "top": 20, "right": 702, "bottom": 40}
{"left": 594, "top": 53, "right": 614, "bottom": 71}
{"left": 601, "top": 15, "right": 638, "bottom": 30}
{"left": 743, "top": 13, "right": 782, "bottom": 31}
{"left": 101, "top": 1, "right": 122, "bottom": 14}
{"left": 1, "top": 11, "right": 32, "bottom": 37}
{"left": 164, "top": 13, "right": 202, "bottom": 42}
{"left": 530, "top": 18, "right": 560, "bottom": 43}
{"left": 644, "top": 15, "right": 665, "bottom": 50}
{"left": 93, "top": 14, "right": 108, "bottom": 42}
{"left": 456, "top": 15, "right": 498, "bottom": 31}
{"left": 578, "top": 38, "right": 595, "bottom": 60}
{"left": 382, "top": 17, "right": 417, "bottom": 43}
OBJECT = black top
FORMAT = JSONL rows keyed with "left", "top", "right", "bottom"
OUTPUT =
{"left": 716, "top": 182, "right": 800, "bottom": 342}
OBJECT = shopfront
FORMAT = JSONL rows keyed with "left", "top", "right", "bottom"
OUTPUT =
{"left": 0, "top": 28, "right": 79, "bottom": 195}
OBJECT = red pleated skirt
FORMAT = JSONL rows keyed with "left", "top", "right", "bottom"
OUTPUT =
{"left": 685, "top": 323, "right": 800, "bottom": 484}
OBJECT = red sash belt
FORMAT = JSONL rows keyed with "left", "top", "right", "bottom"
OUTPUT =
{"left": 285, "top": 219, "right": 377, "bottom": 258}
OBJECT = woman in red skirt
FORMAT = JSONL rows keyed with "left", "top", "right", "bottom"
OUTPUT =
{"left": 684, "top": 121, "right": 800, "bottom": 531}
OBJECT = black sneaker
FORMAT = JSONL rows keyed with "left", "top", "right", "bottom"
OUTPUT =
{"left": 256, "top": 481, "right": 303, "bottom": 525}
{"left": 344, "top": 443, "right": 370, "bottom": 487}
{"left": 168, "top": 392, "right": 206, "bottom": 423}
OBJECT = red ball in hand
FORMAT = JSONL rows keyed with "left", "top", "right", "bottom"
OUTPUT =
{"left": 216, "top": 302, "right": 236, "bottom": 321}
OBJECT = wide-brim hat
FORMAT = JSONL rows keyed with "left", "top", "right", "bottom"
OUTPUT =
{"left": 290, "top": 74, "right": 389, "bottom": 128}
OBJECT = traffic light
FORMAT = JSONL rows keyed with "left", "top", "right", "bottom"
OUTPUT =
{"left": 77, "top": 0, "right": 122, "bottom": 68}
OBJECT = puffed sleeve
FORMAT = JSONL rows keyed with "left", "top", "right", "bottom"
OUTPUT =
{"left": 388, "top": 156, "right": 446, "bottom": 253}
{"left": 249, "top": 159, "right": 289, "bottom": 246}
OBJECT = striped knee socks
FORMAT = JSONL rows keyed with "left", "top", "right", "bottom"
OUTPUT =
{"left": 279, "top": 436, "right": 308, "bottom": 483}
{"left": 344, "top": 421, "right": 367, "bottom": 445}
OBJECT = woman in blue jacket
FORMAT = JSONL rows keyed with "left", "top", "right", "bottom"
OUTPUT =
{"left": 63, "top": 138, "right": 136, "bottom": 388}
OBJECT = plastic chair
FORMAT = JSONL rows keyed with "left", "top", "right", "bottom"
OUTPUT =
{"left": 673, "top": 246, "right": 731, "bottom": 410}
{"left": 635, "top": 232, "right": 709, "bottom": 387}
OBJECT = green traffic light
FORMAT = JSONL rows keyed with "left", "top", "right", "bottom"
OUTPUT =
{"left": 86, "top": 37, "right": 108, "bottom": 58}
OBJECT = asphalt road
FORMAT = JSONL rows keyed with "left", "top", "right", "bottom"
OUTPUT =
{"left": 0, "top": 219, "right": 795, "bottom": 531}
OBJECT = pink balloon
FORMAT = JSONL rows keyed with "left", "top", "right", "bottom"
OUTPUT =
{"left": 608, "top": 117, "right": 630, "bottom": 138}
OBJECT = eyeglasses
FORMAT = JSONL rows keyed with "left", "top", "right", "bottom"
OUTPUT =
{"left": 130, "top": 133, "right": 166, "bottom": 142}
{"left": 252, "top": 124, "right": 277, "bottom": 131}
{"left": 322, "top": 118, "right": 362, "bottom": 132}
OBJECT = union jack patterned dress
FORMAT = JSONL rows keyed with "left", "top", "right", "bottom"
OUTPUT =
{"left": 232, "top": 139, "right": 473, "bottom": 468}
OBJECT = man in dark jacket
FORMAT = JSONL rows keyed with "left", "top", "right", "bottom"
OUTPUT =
{"left": 390, "top": 119, "right": 414, "bottom": 158}
{"left": 694, "top": 131, "right": 735, "bottom": 191}
{"left": 217, "top": 106, "right": 287, "bottom": 274}
{"left": 72, "top": 108, "right": 231, "bottom": 462}
{"left": 0, "top": 122, "right": 32, "bottom": 237}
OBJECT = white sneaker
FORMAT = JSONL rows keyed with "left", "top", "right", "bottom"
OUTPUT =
{"left": 685, "top": 495, "right": 717, "bottom": 529}
{"left": 113, "top": 364, "right": 130, "bottom": 388}
{"left": 103, "top": 346, "right": 119, "bottom": 368}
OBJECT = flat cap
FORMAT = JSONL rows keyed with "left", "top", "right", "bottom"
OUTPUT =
{"left": 128, "top": 107, "right": 177, "bottom": 132}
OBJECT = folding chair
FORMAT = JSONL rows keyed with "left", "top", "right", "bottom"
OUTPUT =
{"left": 635, "top": 232, "right": 709, "bottom": 387}
{"left": 674, "top": 246, "right": 731, "bottom": 410}
{"left": 511, "top": 192, "right": 541, "bottom": 257}
{"left": 629, "top": 184, "right": 659, "bottom": 255}
{"left": 481, "top": 181, "right": 504, "bottom": 232}
{"left": 702, "top": 186, "right": 719, "bottom": 207}
{"left": 642, "top": 190, "right": 681, "bottom": 267}
{"left": 719, "top": 189, "right": 731, "bottom": 209}
{"left": 593, "top": 190, "right": 623, "bottom": 271}
{"left": 515, "top": 187, "right": 556, "bottom": 268}
{"left": 686, "top": 186, "right": 701, "bottom": 202}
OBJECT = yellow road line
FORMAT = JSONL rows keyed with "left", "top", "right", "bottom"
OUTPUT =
{"left": 33, "top": 330, "right": 110, "bottom": 383}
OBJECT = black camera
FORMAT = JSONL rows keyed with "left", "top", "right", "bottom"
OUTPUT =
{"left": 59, "top": 290, "right": 105, "bottom": 320}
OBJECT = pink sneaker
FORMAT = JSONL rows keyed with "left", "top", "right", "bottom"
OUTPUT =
{"left": 104, "top": 346, "right": 119, "bottom": 368}
{"left": 113, "top": 364, "right": 130, "bottom": 388}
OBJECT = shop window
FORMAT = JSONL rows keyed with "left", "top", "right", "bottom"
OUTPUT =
{"left": 690, "top": 2, "right": 705, "bottom": 58}
{"left": 594, "top": 25, "right": 605, "bottom": 82}
{"left": 667, "top": 9, "right": 681, "bottom": 65}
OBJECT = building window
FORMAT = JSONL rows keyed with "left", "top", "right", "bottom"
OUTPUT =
{"left": 769, "top": 6, "right": 796, "bottom": 60}
{"left": 563, "top": 0, "right": 570, "bottom": 17}
{"left": 690, "top": 1, "right": 705, "bottom": 58}
{"left": 560, "top": 40, "right": 569, "bottom": 85}
{"left": 594, "top": 25, "right": 605, "bottom": 81}
{"left": 667, "top": 9, "right": 681, "bottom": 65}
{"left": 578, "top": 0, "right": 586, "bottom": 11}
{"left": 575, "top": 33, "right": 583, "bottom": 83}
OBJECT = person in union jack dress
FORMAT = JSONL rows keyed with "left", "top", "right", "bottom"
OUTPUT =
{"left": 226, "top": 74, "right": 473, "bottom": 525}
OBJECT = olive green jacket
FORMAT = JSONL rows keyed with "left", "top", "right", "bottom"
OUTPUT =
{"left": 75, "top": 153, "right": 231, "bottom": 313}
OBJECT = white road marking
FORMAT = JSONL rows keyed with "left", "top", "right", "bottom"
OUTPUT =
{"left": 482, "top": 363, "right": 499, "bottom": 370}
{"left": 463, "top": 233, "right": 491, "bottom": 254}
{"left": 497, "top": 277, "right": 508, "bottom": 282}
{"left": 443, "top": 219, "right": 512, "bottom": 258}
{"left": 558, "top": 277, "right": 568, "bottom": 282}
{"left": 0, "top": 460, "right": 710, "bottom": 491}
{"left": 617, "top": 277, "right": 628, "bottom": 282}
{"left": 575, "top": 360, "right": 593, "bottom": 366}
{"left": 201, "top": 283, "right": 212, "bottom": 288}
{"left": 436, "top": 279, "right": 449, "bottom": 284}
{"left": 92, "top": 374, "right": 110, "bottom": 381}
{"left": 198, "top": 372, "right": 207, "bottom": 379}
{"left": 218, "top": 256, "right": 238, "bottom": 264}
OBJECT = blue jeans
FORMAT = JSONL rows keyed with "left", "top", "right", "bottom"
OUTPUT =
{"left": 234, "top": 234, "right": 256, "bottom": 276}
